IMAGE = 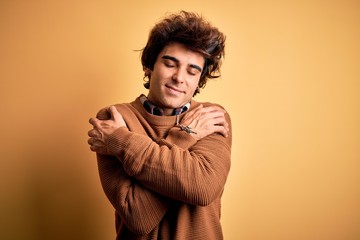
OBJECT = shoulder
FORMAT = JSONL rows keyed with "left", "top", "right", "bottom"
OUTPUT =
{"left": 191, "top": 99, "right": 228, "bottom": 111}
{"left": 95, "top": 103, "right": 131, "bottom": 120}
{"left": 190, "top": 100, "right": 232, "bottom": 123}
{"left": 95, "top": 96, "right": 143, "bottom": 120}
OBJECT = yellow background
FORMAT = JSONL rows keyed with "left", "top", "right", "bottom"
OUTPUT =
{"left": 1, "top": 0, "right": 359, "bottom": 239}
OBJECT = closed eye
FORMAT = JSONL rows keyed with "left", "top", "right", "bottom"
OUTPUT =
{"left": 187, "top": 70, "right": 197, "bottom": 76}
{"left": 164, "top": 61, "right": 175, "bottom": 68}
{"left": 162, "top": 56, "right": 178, "bottom": 68}
{"left": 161, "top": 55, "right": 202, "bottom": 75}
{"left": 188, "top": 65, "right": 201, "bottom": 76}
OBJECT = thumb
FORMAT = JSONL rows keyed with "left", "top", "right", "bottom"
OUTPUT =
{"left": 108, "top": 106, "right": 121, "bottom": 121}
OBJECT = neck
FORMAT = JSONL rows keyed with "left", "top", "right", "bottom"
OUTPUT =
{"left": 140, "top": 94, "right": 190, "bottom": 116}
{"left": 162, "top": 108, "right": 176, "bottom": 116}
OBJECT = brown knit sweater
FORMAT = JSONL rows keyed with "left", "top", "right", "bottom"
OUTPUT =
{"left": 95, "top": 95, "right": 232, "bottom": 240}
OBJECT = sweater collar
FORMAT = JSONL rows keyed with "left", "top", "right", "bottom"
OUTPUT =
{"left": 139, "top": 94, "right": 190, "bottom": 116}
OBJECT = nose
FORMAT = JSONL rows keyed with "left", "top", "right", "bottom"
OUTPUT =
{"left": 172, "top": 69, "right": 185, "bottom": 83}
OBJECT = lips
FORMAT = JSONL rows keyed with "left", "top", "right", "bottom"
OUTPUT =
{"left": 165, "top": 85, "right": 184, "bottom": 94}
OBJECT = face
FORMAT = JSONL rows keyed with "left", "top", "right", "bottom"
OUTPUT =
{"left": 146, "top": 42, "right": 205, "bottom": 116}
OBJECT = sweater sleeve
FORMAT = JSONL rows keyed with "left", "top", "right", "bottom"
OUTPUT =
{"left": 96, "top": 153, "right": 170, "bottom": 235}
{"left": 106, "top": 112, "right": 232, "bottom": 206}
{"left": 161, "top": 127, "right": 198, "bottom": 150}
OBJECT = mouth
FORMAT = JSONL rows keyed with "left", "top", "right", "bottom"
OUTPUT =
{"left": 165, "top": 85, "right": 184, "bottom": 94}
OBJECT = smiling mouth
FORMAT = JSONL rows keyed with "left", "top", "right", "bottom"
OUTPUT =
{"left": 165, "top": 85, "right": 184, "bottom": 94}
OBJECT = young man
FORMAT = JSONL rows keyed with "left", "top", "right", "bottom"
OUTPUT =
{"left": 88, "top": 11, "right": 232, "bottom": 240}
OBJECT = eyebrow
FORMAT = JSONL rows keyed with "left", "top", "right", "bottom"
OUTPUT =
{"left": 161, "top": 55, "right": 203, "bottom": 72}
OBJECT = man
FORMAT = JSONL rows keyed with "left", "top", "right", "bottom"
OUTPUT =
{"left": 88, "top": 11, "right": 232, "bottom": 240}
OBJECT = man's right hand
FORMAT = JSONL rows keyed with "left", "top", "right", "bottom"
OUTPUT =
{"left": 88, "top": 106, "right": 127, "bottom": 154}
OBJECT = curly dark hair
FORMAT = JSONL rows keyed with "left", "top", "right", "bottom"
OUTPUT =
{"left": 141, "top": 11, "right": 226, "bottom": 96}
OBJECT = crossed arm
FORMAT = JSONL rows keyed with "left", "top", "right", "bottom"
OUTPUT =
{"left": 88, "top": 104, "right": 229, "bottom": 154}
{"left": 88, "top": 104, "right": 231, "bottom": 234}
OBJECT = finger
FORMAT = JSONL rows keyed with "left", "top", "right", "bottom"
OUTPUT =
{"left": 89, "top": 117, "right": 103, "bottom": 129}
{"left": 190, "top": 106, "right": 224, "bottom": 122}
{"left": 203, "top": 110, "right": 226, "bottom": 121}
{"left": 213, "top": 125, "right": 229, "bottom": 137}
{"left": 88, "top": 137, "right": 101, "bottom": 146}
{"left": 108, "top": 106, "right": 121, "bottom": 121}
{"left": 90, "top": 145, "right": 96, "bottom": 152}
{"left": 88, "top": 129, "right": 95, "bottom": 137}
{"left": 88, "top": 129, "right": 101, "bottom": 138}
{"left": 188, "top": 110, "right": 225, "bottom": 129}
{"left": 182, "top": 112, "right": 200, "bottom": 126}
{"left": 212, "top": 119, "right": 230, "bottom": 135}
{"left": 182, "top": 104, "right": 203, "bottom": 125}
{"left": 89, "top": 117, "right": 96, "bottom": 126}
{"left": 211, "top": 115, "right": 228, "bottom": 126}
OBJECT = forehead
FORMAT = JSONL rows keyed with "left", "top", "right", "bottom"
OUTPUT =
{"left": 158, "top": 42, "right": 205, "bottom": 66}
